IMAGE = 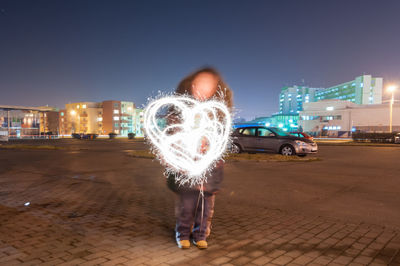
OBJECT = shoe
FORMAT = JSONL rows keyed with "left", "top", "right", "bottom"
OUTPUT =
{"left": 178, "top": 240, "right": 190, "bottom": 249}
{"left": 193, "top": 240, "right": 208, "bottom": 249}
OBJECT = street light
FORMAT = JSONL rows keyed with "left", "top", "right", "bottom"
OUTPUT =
{"left": 387, "top": 85, "right": 397, "bottom": 133}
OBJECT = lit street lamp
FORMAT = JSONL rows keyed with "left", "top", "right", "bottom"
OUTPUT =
{"left": 387, "top": 85, "right": 397, "bottom": 133}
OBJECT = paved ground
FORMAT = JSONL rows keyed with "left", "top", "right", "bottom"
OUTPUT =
{"left": 0, "top": 139, "right": 399, "bottom": 265}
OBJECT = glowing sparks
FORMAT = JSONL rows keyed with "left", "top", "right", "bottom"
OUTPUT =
{"left": 144, "top": 95, "right": 232, "bottom": 186}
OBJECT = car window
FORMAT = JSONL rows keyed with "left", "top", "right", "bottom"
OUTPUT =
{"left": 240, "top": 128, "right": 256, "bottom": 136}
{"left": 257, "top": 128, "right": 275, "bottom": 137}
{"left": 271, "top": 128, "right": 290, "bottom": 136}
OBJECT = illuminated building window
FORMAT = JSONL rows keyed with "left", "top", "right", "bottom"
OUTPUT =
{"left": 77, "top": 105, "right": 80, "bottom": 109}
{"left": 113, "top": 116, "right": 119, "bottom": 121}
{"left": 82, "top": 104, "right": 87, "bottom": 109}
{"left": 97, "top": 117, "right": 103, "bottom": 122}
{"left": 114, "top": 110, "right": 119, "bottom": 114}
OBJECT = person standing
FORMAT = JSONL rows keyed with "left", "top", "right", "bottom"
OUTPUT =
{"left": 167, "top": 67, "right": 233, "bottom": 249}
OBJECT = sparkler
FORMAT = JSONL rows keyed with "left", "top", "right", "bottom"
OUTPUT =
{"left": 144, "top": 95, "right": 232, "bottom": 187}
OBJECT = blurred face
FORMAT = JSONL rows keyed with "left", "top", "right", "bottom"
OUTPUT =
{"left": 191, "top": 72, "right": 218, "bottom": 101}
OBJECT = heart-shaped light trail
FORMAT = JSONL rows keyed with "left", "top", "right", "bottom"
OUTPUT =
{"left": 144, "top": 95, "right": 232, "bottom": 186}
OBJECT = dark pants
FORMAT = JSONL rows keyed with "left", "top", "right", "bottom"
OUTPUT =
{"left": 175, "top": 191, "right": 215, "bottom": 242}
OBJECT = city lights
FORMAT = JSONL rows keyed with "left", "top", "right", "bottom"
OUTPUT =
{"left": 387, "top": 85, "right": 397, "bottom": 93}
{"left": 387, "top": 85, "right": 397, "bottom": 133}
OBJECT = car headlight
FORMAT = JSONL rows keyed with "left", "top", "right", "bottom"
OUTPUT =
{"left": 295, "top": 140, "right": 307, "bottom": 146}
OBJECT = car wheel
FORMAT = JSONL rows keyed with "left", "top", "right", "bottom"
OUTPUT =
{"left": 231, "top": 143, "right": 242, "bottom": 153}
{"left": 280, "top": 145, "right": 295, "bottom": 156}
{"left": 297, "top": 154, "right": 307, "bottom": 157}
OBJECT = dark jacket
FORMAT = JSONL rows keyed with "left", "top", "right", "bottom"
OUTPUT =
{"left": 167, "top": 160, "right": 224, "bottom": 194}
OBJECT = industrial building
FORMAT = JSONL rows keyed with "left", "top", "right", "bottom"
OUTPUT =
{"left": 298, "top": 100, "right": 400, "bottom": 137}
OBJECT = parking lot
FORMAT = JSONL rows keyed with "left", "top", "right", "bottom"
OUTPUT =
{"left": 0, "top": 139, "right": 399, "bottom": 265}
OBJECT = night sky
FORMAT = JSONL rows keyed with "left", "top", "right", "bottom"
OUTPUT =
{"left": 1, "top": 0, "right": 399, "bottom": 120}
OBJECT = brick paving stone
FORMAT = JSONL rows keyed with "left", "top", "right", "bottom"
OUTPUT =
{"left": 210, "top": 256, "right": 232, "bottom": 265}
{"left": 0, "top": 259, "right": 22, "bottom": 265}
{"left": 103, "top": 256, "right": 130, "bottom": 265}
{"left": 352, "top": 255, "right": 373, "bottom": 264}
{"left": 360, "top": 248, "right": 380, "bottom": 257}
{"left": 84, "top": 251, "right": 112, "bottom": 260}
{"left": 343, "top": 248, "right": 361, "bottom": 256}
{"left": 254, "top": 238, "right": 271, "bottom": 246}
{"left": 266, "top": 249, "right": 286, "bottom": 258}
{"left": 226, "top": 250, "right": 246, "bottom": 258}
{"left": 248, "top": 250, "right": 265, "bottom": 258}
{"left": 19, "top": 259, "right": 44, "bottom": 265}
{"left": 230, "top": 256, "right": 252, "bottom": 265}
{"left": 285, "top": 250, "right": 302, "bottom": 258}
{"left": 347, "top": 263, "right": 364, "bottom": 266}
{"left": 40, "top": 258, "right": 65, "bottom": 266}
{"left": 285, "top": 263, "right": 303, "bottom": 266}
{"left": 271, "top": 255, "right": 293, "bottom": 265}
{"left": 311, "top": 255, "right": 333, "bottom": 265}
{"left": 291, "top": 255, "right": 314, "bottom": 264}
{"left": 57, "top": 258, "right": 86, "bottom": 266}
{"left": 303, "top": 250, "right": 320, "bottom": 259}
{"left": 327, "top": 262, "right": 346, "bottom": 266}
{"left": 331, "top": 255, "right": 353, "bottom": 265}
{"left": 1, "top": 146, "right": 400, "bottom": 266}
{"left": 251, "top": 256, "right": 273, "bottom": 265}
{"left": 369, "top": 261, "right": 387, "bottom": 266}
{"left": 80, "top": 257, "right": 109, "bottom": 266}
{"left": 358, "top": 237, "right": 375, "bottom": 244}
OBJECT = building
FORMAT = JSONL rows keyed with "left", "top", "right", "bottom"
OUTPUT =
{"left": 60, "top": 102, "right": 103, "bottom": 135}
{"left": 315, "top": 75, "right": 383, "bottom": 105}
{"left": 102, "top": 100, "right": 121, "bottom": 135}
{"left": 279, "top": 75, "right": 383, "bottom": 116}
{"left": 133, "top": 108, "right": 144, "bottom": 136}
{"left": 299, "top": 100, "right": 400, "bottom": 137}
{"left": 101, "top": 100, "right": 143, "bottom": 136}
{"left": 0, "top": 105, "right": 59, "bottom": 138}
{"left": 274, "top": 75, "right": 383, "bottom": 130}
{"left": 60, "top": 100, "right": 144, "bottom": 137}
{"left": 279, "top": 86, "right": 321, "bottom": 115}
